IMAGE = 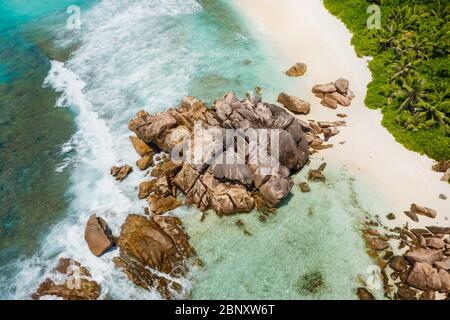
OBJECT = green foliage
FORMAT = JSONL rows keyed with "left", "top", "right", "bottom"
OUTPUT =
{"left": 323, "top": 0, "right": 450, "bottom": 160}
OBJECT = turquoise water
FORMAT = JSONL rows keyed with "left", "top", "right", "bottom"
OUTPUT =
{"left": 0, "top": 0, "right": 94, "bottom": 266}
{"left": 0, "top": 0, "right": 388, "bottom": 299}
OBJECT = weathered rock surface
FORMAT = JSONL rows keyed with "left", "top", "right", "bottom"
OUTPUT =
{"left": 32, "top": 258, "right": 100, "bottom": 300}
{"left": 84, "top": 214, "right": 115, "bottom": 257}
{"left": 389, "top": 256, "right": 407, "bottom": 272}
{"left": 432, "top": 160, "right": 450, "bottom": 173}
{"left": 129, "top": 93, "right": 312, "bottom": 214}
{"left": 277, "top": 92, "right": 310, "bottom": 115}
{"left": 129, "top": 136, "right": 154, "bottom": 157}
{"left": 313, "top": 79, "right": 354, "bottom": 107}
{"left": 312, "top": 83, "right": 336, "bottom": 95}
{"left": 397, "top": 286, "right": 417, "bottom": 300}
{"left": 321, "top": 96, "right": 338, "bottom": 109}
{"left": 335, "top": 78, "right": 350, "bottom": 94}
{"left": 113, "top": 214, "right": 196, "bottom": 299}
{"left": 366, "top": 212, "right": 450, "bottom": 300}
{"left": 405, "top": 248, "right": 444, "bottom": 265}
{"left": 410, "top": 203, "right": 437, "bottom": 219}
{"left": 427, "top": 237, "right": 446, "bottom": 250}
{"left": 299, "top": 182, "right": 310, "bottom": 193}
{"left": 406, "top": 262, "right": 442, "bottom": 291}
{"left": 136, "top": 155, "right": 153, "bottom": 170}
{"left": 356, "top": 287, "right": 374, "bottom": 300}
{"left": 111, "top": 164, "right": 133, "bottom": 181}
{"left": 285, "top": 63, "right": 307, "bottom": 77}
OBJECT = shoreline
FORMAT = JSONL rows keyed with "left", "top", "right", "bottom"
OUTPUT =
{"left": 231, "top": 0, "right": 448, "bottom": 228}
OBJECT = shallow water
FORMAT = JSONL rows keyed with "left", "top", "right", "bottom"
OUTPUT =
{"left": 1, "top": 0, "right": 390, "bottom": 299}
{"left": 180, "top": 161, "right": 389, "bottom": 299}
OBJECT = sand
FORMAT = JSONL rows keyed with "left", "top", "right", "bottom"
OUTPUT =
{"left": 231, "top": 0, "right": 449, "bottom": 228}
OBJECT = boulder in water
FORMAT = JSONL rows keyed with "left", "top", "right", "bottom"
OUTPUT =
{"left": 84, "top": 214, "right": 115, "bottom": 257}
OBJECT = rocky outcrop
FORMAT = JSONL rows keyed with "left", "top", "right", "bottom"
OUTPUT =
{"left": 277, "top": 92, "right": 310, "bottom": 115}
{"left": 32, "top": 258, "right": 100, "bottom": 300}
{"left": 440, "top": 169, "right": 450, "bottom": 182}
{"left": 113, "top": 214, "right": 196, "bottom": 299}
{"left": 84, "top": 214, "right": 115, "bottom": 257}
{"left": 111, "top": 164, "right": 133, "bottom": 181}
{"left": 312, "top": 78, "right": 354, "bottom": 108}
{"left": 407, "top": 262, "right": 442, "bottom": 291}
{"left": 410, "top": 203, "right": 437, "bottom": 219}
{"left": 128, "top": 93, "right": 313, "bottom": 214}
{"left": 365, "top": 214, "right": 450, "bottom": 300}
{"left": 285, "top": 62, "right": 307, "bottom": 77}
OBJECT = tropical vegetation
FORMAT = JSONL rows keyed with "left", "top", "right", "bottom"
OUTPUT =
{"left": 323, "top": 0, "right": 450, "bottom": 160}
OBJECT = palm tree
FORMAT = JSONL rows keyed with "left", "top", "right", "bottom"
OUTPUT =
{"left": 393, "top": 75, "right": 428, "bottom": 112}
{"left": 414, "top": 89, "right": 450, "bottom": 126}
{"left": 389, "top": 52, "right": 421, "bottom": 83}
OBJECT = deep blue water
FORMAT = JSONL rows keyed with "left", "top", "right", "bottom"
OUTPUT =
{"left": 0, "top": 0, "right": 95, "bottom": 265}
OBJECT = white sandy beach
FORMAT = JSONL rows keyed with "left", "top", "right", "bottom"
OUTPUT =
{"left": 232, "top": 0, "right": 449, "bottom": 227}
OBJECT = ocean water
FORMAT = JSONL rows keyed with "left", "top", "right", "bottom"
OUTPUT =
{"left": 0, "top": 0, "right": 389, "bottom": 299}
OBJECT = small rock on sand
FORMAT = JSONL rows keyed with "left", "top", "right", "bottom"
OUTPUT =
{"left": 285, "top": 62, "right": 307, "bottom": 77}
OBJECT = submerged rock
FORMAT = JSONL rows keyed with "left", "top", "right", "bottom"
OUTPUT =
{"left": 357, "top": 287, "right": 375, "bottom": 300}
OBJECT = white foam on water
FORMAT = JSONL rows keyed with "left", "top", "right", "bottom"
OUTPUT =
{"left": 1, "top": 0, "right": 391, "bottom": 300}
{"left": 2, "top": 0, "right": 204, "bottom": 300}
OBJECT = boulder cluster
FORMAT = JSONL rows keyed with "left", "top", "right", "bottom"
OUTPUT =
{"left": 359, "top": 204, "right": 449, "bottom": 300}
{"left": 129, "top": 93, "right": 313, "bottom": 216}
{"left": 312, "top": 78, "right": 354, "bottom": 109}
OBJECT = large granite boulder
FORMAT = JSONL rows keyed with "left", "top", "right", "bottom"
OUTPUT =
{"left": 84, "top": 214, "right": 115, "bottom": 257}
{"left": 113, "top": 214, "right": 195, "bottom": 299}
{"left": 277, "top": 92, "right": 310, "bottom": 115}
{"left": 406, "top": 262, "right": 442, "bottom": 291}
{"left": 406, "top": 248, "right": 444, "bottom": 265}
